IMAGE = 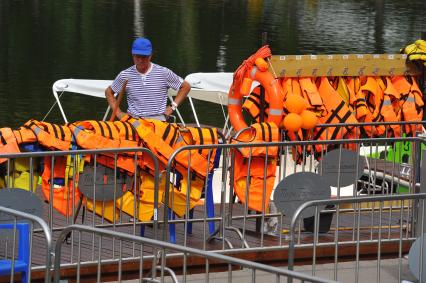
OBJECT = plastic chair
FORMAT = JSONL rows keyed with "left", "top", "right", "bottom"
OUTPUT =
{"left": 0, "top": 223, "right": 30, "bottom": 283}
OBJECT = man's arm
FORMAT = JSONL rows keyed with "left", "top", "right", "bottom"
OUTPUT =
{"left": 105, "top": 86, "right": 125, "bottom": 119}
{"left": 165, "top": 80, "right": 191, "bottom": 116}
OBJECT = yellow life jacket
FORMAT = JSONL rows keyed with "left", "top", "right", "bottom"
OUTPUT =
{"left": 2, "top": 158, "right": 39, "bottom": 192}
{"left": 24, "top": 120, "right": 73, "bottom": 151}
{"left": 232, "top": 122, "right": 279, "bottom": 212}
{"left": 0, "top": 128, "right": 20, "bottom": 164}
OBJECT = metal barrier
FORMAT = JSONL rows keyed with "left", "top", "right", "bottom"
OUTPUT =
{"left": 287, "top": 193, "right": 426, "bottom": 283}
{"left": 0, "top": 148, "right": 162, "bottom": 272}
{"left": 0, "top": 205, "right": 52, "bottom": 283}
{"left": 163, "top": 133, "right": 424, "bottom": 252}
{"left": 53, "top": 224, "right": 337, "bottom": 283}
{"left": 0, "top": 121, "right": 425, "bottom": 279}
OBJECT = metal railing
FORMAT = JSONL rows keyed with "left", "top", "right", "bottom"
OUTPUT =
{"left": 287, "top": 193, "right": 426, "bottom": 283}
{"left": 0, "top": 205, "right": 52, "bottom": 283}
{"left": 53, "top": 224, "right": 337, "bottom": 283}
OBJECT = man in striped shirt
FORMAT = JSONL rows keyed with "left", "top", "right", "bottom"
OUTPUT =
{"left": 105, "top": 37, "right": 191, "bottom": 121}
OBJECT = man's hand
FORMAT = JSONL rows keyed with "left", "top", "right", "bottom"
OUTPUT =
{"left": 164, "top": 105, "right": 174, "bottom": 117}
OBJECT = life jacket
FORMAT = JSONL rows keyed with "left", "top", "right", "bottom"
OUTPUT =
{"left": 2, "top": 158, "right": 39, "bottom": 192}
{"left": 41, "top": 153, "right": 83, "bottom": 217}
{"left": 354, "top": 77, "right": 385, "bottom": 136}
{"left": 242, "top": 86, "right": 270, "bottom": 122}
{"left": 345, "top": 77, "right": 361, "bottom": 111}
{"left": 232, "top": 122, "right": 279, "bottom": 212}
{"left": 298, "top": 77, "right": 325, "bottom": 115}
{"left": 12, "top": 126, "right": 37, "bottom": 145}
{"left": 313, "top": 77, "right": 358, "bottom": 152}
{"left": 68, "top": 120, "right": 138, "bottom": 173}
{"left": 185, "top": 126, "right": 219, "bottom": 166}
{"left": 0, "top": 128, "right": 20, "bottom": 164}
{"left": 24, "top": 120, "right": 73, "bottom": 151}
{"left": 128, "top": 117, "right": 211, "bottom": 178}
{"left": 399, "top": 76, "right": 424, "bottom": 135}
{"left": 376, "top": 77, "right": 401, "bottom": 137}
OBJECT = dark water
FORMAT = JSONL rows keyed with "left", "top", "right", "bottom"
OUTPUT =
{"left": 0, "top": 0, "right": 425, "bottom": 128}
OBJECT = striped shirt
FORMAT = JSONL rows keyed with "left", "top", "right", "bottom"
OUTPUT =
{"left": 110, "top": 63, "right": 183, "bottom": 118}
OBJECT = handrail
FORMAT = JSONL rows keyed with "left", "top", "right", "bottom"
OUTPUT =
{"left": 54, "top": 224, "right": 337, "bottom": 283}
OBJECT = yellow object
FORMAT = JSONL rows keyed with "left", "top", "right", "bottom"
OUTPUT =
{"left": 85, "top": 199, "right": 120, "bottom": 222}
{"left": 2, "top": 158, "right": 39, "bottom": 192}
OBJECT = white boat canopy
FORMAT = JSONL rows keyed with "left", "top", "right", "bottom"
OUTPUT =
{"left": 51, "top": 73, "right": 250, "bottom": 127}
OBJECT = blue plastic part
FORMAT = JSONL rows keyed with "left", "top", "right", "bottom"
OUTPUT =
{"left": 0, "top": 223, "right": 30, "bottom": 282}
{"left": 169, "top": 147, "right": 222, "bottom": 242}
{"left": 19, "top": 143, "right": 44, "bottom": 152}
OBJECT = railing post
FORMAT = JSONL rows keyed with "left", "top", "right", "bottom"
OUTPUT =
{"left": 417, "top": 148, "right": 426, "bottom": 237}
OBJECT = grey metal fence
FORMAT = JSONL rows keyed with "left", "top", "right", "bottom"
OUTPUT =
{"left": 0, "top": 205, "right": 52, "bottom": 283}
{"left": 53, "top": 224, "right": 338, "bottom": 283}
{"left": 287, "top": 193, "right": 426, "bottom": 283}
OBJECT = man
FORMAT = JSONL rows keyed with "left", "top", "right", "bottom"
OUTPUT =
{"left": 105, "top": 37, "right": 191, "bottom": 121}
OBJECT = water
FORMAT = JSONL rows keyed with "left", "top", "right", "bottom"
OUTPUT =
{"left": 0, "top": 0, "right": 425, "bottom": 128}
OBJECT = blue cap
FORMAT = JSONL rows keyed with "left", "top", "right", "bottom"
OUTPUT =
{"left": 131, "top": 38, "right": 152, "bottom": 56}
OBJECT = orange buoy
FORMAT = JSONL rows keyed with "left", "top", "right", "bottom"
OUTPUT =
{"left": 255, "top": 57, "right": 269, "bottom": 72}
{"left": 282, "top": 113, "right": 302, "bottom": 132}
{"left": 300, "top": 110, "right": 318, "bottom": 130}
{"left": 285, "top": 94, "right": 307, "bottom": 114}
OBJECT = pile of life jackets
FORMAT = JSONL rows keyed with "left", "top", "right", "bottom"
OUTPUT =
{"left": 242, "top": 75, "right": 424, "bottom": 162}
{"left": 226, "top": 45, "right": 425, "bottom": 212}
{"left": 0, "top": 116, "right": 220, "bottom": 222}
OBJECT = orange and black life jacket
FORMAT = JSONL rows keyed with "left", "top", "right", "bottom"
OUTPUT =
{"left": 0, "top": 128, "right": 20, "bottom": 163}
{"left": 24, "top": 120, "right": 73, "bottom": 151}
{"left": 231, "top": 122, "right": 279, "bottom": 212}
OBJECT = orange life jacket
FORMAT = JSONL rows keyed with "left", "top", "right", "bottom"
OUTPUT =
{"left": 354, "top": 77, "right": 386, "bottom": 136}
{"left": 242, "top": 86, "right": 270, "bottom": 122}
{"left": 185, "top": 126, "right": 219, "bottom": 165}
{"left": 313, "top": 77, "right": 358, "bottom": 151}
{"left": 128, "top": 117, "right": 211, "bottom": 178}
{"left": 376, "top": 77, "right": 401, "bottom": 137}
{"left": 232, "top": 122, "right": 279, "bottom": 212}
{"left": 41, "top": 155, "right": 83, "bottom": 217}
{"left": 0, "top": 128, "right": 20, "bottom": 164}
{"left": 391, "top": 76, "right": 424, "bottom": 135}
{"left": 68, "top": 120, "right": 138, "bottom": 173}
{"left": 12, "top": 126, "right": 37, "bottom": 145}
{"left": 24, "top": 120, "right": 73, "bottom": 151}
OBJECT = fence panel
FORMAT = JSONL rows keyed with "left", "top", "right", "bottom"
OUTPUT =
{"left": 288, "top": 193, "right": 426, "bottom": 283}
{"left": 0, "top": 205, "right": 52, "bottom": 283}
{"left": 53, "top": 224, "right": 337, "bottom": 283}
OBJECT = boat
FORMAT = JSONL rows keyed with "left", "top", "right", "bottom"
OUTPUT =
{"left": 1, "top": 43, "right": 426, "bottom": 282}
